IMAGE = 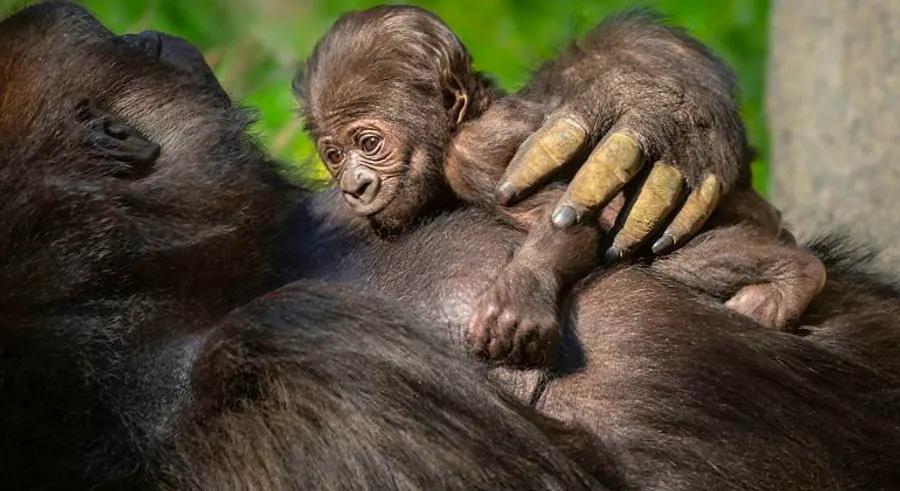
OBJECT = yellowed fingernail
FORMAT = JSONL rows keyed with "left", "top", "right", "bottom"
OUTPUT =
{"left": 641, "top": 163, "right": 684, "bottom": 202}
{"left": 698, "top": 174, "right": 723, "bottom": 207}
{"left": 614, "top": 163, "right": 683, "bottom": 246}
{"left": 567, "top": 132, "right": 642, "bottom": 208}
{"left": 664, "top": 174, "right": 723, "bottom": 244}
{"left": 505, "top": 117, "right": 587, "bottom": 189}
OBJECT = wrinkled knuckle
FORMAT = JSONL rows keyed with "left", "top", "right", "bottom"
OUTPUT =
{"left": 548, "top": 105, "right": 588, "bottom": 128}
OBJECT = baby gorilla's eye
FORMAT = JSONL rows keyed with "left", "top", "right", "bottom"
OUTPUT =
{"left": 359, "top": 133, "right": 382, "bottom": 154}
{"left": 324, "top": 147, "right": 344, "bottom": 166}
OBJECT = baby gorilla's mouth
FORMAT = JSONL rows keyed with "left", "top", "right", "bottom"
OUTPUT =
{"left": 342, "top": 176, "right": 397, "bottom": 218}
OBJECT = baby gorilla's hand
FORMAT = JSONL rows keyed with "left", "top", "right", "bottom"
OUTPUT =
{"left": 466, "top": 262, "right": 561, "bottom": 367}
{"left": 496, "top": 13, "right": 746, "bottom": 261}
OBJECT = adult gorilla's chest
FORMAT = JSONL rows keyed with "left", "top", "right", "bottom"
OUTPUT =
{"left": 282, "top": 194, "right": 520, "bottom": 337}
{"left": 278, "top": 195, "right": 547, "bottom": 399}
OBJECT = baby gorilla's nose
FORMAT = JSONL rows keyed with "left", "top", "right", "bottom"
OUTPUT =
{"left": 341, "top": 168, "right": 381, "bottom": 208}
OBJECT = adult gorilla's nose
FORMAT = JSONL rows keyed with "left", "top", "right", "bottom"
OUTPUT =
{"left": 129, "top": 31, "right": 208, "bottom": 73}
{"left": 156, "top": 33, "right": 208, "bottom": 71}
{"left": 341, "top": 167, "right": 381, "bottom": 208}
{"left": 122, "top": 31, "right": 163, "bottom": 59}
{"left": 122, "top": 30, "right": 230, "bottom": 105}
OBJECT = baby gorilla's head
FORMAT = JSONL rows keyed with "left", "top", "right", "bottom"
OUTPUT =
{"left": 296, "top": 5, "right": 495, "bottom": 231}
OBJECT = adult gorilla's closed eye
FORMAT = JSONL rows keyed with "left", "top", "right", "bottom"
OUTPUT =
{"left": 0, "top": 3, "right": 608, "bottom": 489}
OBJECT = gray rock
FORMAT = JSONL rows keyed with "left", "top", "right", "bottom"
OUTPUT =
{"left": 768, "top": 0, "right": 900, "bottom": 270}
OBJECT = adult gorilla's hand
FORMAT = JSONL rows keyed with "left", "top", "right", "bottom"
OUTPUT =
{"left": 495, "top": 13, "right": 747, "bottom": 260}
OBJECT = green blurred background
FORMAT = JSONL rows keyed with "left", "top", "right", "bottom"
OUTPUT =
{"left": 0, "top": 0, "right": 770, "bottom": 191}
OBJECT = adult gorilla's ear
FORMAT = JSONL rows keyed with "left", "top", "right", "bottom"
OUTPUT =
{"left": 76, "top": 100, "right": 160, "bottom": 179}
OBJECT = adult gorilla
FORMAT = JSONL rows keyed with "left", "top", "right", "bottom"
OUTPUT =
{"left": 0, "top": 3, "right": 607, "bottom": 490}
{"left": 2, "top": 2, "right": 900, "bottom": 491}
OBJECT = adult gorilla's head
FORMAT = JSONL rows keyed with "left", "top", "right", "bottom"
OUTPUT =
{"left": 0, "top": 2, "right": 289, "bottom": 311}
{"left": 0, "top": 7, "right": 612, "bottom": 491}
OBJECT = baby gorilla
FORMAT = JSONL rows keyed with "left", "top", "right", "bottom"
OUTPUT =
{"left": 296, "top": 6, "right": 826, "bottom": 366}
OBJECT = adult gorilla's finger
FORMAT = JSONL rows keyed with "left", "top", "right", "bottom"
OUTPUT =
{"left": 604, "top": 163, "right": 684, "bottom": 261}
{"left": 496, "top": 113, "right": 588, "bottom": 205}
{"left": 651, "top": 174, "right": 723, "bottom": 254}
{"left": 550, "top": 132, "right": 643, "bottom": 229}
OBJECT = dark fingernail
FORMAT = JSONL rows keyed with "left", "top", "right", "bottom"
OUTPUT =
{"left": 602, "top": 245, "right": 622, "bottom": 264}
{"left": 496, "top": 182, "right": 516, "bottom": 205}
{"left": 552, "top": 205, "right": 577, "bottom": 228}
{"left": 651, "top": 234, "right": 674, "bottom": 254}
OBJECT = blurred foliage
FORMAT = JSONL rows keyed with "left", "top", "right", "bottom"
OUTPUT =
{"left": 1, "top": 0, "right": 769, "bottom": 192}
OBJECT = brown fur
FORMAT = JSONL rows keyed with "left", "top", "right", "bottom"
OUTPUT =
{"left": 285, "top": 198, "right": 900, "bottom": 490}
{"left": 5, "top": 4, "right": 900, "bottom": 491}
{"left": 297, "top": 6, "right": 825, "bottom": 367}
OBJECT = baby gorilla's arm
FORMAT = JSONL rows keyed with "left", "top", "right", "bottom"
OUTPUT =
{"left": 464, "top": 186, "right": 602, "bottom": 365}
{"left": 467, "top": 207, "right": 611, "bottom": 365}
{"left": 447, "top": 99, "right": 604, "bottom": 366}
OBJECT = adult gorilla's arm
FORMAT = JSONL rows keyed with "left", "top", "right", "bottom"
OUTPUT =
{"left": 492, "top": 12, "right": 749, "bottom": 258}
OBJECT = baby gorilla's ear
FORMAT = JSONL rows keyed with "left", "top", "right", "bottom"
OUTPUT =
{"left": 76, "top": 100, "right": 160, "bottom": 179}
{"left": 443, "top": 72, "right": 469, "bottom": 128}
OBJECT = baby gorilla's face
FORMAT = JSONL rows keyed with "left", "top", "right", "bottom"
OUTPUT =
{"left": 316, "top": 117, "right": 448, "bottom": 232}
